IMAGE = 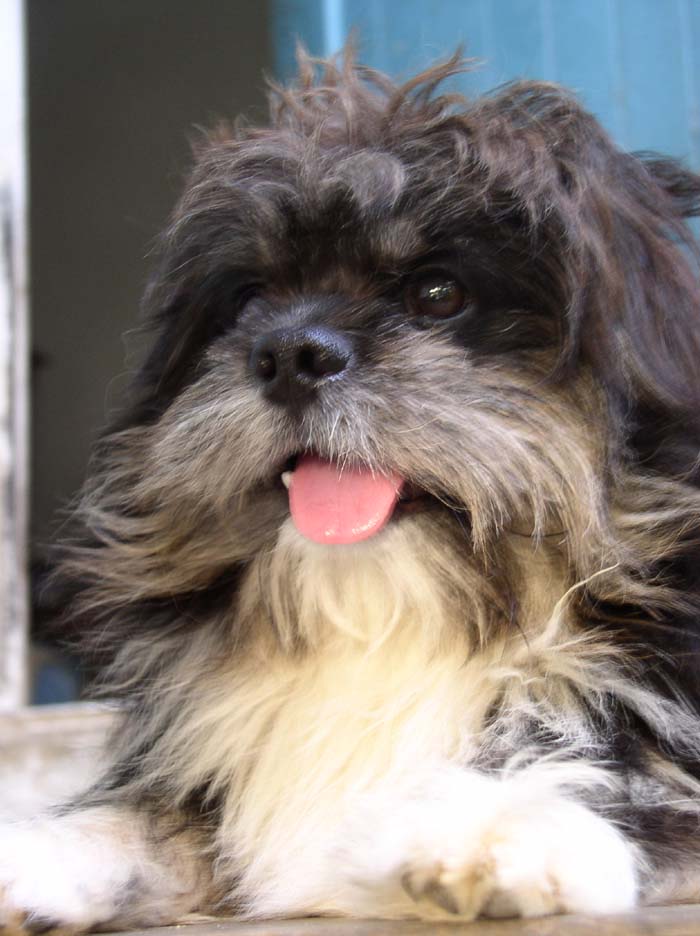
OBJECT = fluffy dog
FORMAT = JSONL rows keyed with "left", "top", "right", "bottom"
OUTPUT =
{"left": 4, "top": 51, "right": 700, "bottom": 928}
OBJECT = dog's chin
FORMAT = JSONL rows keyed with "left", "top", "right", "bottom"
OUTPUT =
{"left": 265, "top": 509, "right": 463, "bottom": 651}
{"left": 254, "top": 490, "right": 487, "bottom": 658}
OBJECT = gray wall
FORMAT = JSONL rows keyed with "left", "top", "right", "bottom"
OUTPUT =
{"left": 29, "top": 0, "right": 271, "bottom": 547}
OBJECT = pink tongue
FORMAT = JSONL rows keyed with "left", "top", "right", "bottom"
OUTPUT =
{"left": 289, "top": 455, "right": 404, "bottom": 545}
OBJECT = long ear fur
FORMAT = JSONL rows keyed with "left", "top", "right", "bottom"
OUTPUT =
{"left": 579, "top": 150, "right": 700, "bottom": 477}
{"left": 481, "top": 83, "right": 700, "bottom": 471}
{"left": 578, "top": 150, "right": 700, "bottom": 419}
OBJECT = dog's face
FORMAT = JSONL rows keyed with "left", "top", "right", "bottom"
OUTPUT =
{"left": 76, "top": 57, "right": 700, "bottom": 648}
{"left": 150, "top": 196, "right": 600, "bottom": 527}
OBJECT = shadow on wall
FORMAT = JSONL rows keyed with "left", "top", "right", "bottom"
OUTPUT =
{"left": 29, "top": 0, "right": 271, "bottom": 701}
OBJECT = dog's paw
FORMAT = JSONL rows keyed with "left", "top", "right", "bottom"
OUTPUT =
{"left": 0, "top": 870, "right": 119, "bottom": 934}
{"left": 335, "top": 767, "right": 638, "bottom": 921}
{"left": 0, "top": 887, "right": 34, "bottom": 936}
{"left": 0, "top": 819, "right": 121, "bottom": 933}
{"left": 398, "top": 797, "right": 637, "bottom": 919}
{"left": 0, "top": 810, "right": 171, "bottom": 933}
{"left": 0, "top": 809, "right": 214, "bottom": 933}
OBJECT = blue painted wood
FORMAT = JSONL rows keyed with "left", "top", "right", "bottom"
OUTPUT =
{"left": 272, "top": 0, "right": 326, "bottom": 79}
{"left": 547, "top": 0, "right": 623, "bottom": 142}
{"left": 273, "top": 0, "right": 700, "bottom": 167}
{"left": 616, "top": 0, "right": 689, "bottom": 156}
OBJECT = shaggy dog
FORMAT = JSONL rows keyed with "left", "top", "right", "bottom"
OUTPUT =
{"left": 3, "top": 51, "right": 700, "bottom": 928}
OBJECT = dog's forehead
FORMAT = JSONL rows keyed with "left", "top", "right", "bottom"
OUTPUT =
{"left": 257, "top": 214, "right": 426, "bottom": 297}
{"left": 177, "top": 128, "right": 513, "bottom": 296}
{"left": 366, "top": 216, "right": 426, "bottom": 267}
{"left": 241, "top": 149, "right": 431, "bottom": 282}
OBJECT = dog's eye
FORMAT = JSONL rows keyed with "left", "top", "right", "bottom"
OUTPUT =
{"left": 405, "top": 274, "right": 467, "bottom": 322}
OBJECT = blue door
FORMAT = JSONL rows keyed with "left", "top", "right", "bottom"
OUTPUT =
{"left": 273, "top": 0, "right": 700, "bottom": 166}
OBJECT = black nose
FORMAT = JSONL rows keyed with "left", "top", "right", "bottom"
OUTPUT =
{"left": 249, "top": 326, "right": 354, "bottom": 406}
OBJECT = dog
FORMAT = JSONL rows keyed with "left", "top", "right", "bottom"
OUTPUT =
{"left": 3, "top": 49, "right": 700, "bottom": 929}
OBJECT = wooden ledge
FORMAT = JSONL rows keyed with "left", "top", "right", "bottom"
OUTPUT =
{"left": 118, "top": 906, "right": 700, "bottom": 936}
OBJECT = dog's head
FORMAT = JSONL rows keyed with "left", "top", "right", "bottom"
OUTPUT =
{"left": 64, "top": 53, "right": 700, "bottom": 657}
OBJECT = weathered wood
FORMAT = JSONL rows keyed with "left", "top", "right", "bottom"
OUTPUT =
{"left": 0, "top": 0, "right": 29, "bottom": 712}
{"left": 116, "top": 905, "right": 700, "bottom": 936}
{"left": 0, "top": 704, "right": 114, "bottom": 817}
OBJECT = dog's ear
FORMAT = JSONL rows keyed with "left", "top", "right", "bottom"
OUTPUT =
{"left": 116, "top": 264, "right": 246, "bottom": 429}
{"left": 577, "top": 149, "right": 700, "bottom": 421}
{"left": 566, "top": 148, "right": 700, "bottom": 474}
{"left": 640, "top": 155, "right": 700, "bottom": 219}
{"left": 119, "top": 139, "right": 265, "bottom": 430}
{"left": 485, "top": 84, "right": 700, "bottom": 436}
{"left": 480, "top": 82, "right": 700, "bottom": 478}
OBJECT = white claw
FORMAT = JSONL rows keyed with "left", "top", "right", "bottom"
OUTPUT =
{"left": 281, "top": 471, "right": 293, "bottom": 490}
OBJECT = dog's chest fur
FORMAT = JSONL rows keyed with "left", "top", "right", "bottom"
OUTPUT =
{"left": 225, "top": 625, "right": 473, "bottom": 912}
{"left": 166, "top": 521, "right": 567, "bottom": 913}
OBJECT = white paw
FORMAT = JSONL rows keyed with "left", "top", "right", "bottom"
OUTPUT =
{"left": 0, "top": 886, "right": 28, "bottom": 935}
{"left": 335, "top": 766, "right": 638, "bottom": 920}
{"left": 0, "top": 814, "right": 131, "bottom": 931}
{"left": 399, "top": 799, "right": 637, "bottom": 919}
{"left": 0, "top": 808, "right": 212, "bottom": 932}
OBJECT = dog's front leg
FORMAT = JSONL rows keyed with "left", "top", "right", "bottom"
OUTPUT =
{"left": 0, "top": 804, "right": 217, "bottom": 931}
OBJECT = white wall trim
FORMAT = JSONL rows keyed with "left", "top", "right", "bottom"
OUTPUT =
{"left": 0, "top": 0, "right": 29, "bottom": 712}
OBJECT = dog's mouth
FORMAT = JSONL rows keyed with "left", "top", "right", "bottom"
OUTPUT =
{"left": 277, "top": 453, "right": 431, "bottom": 545}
